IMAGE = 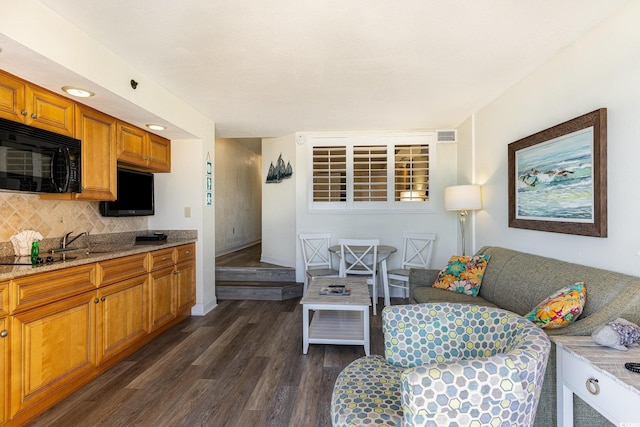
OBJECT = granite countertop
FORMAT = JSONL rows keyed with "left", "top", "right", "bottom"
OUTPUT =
{"left": 0, "top": 231, "right": 197, "bottom": 281}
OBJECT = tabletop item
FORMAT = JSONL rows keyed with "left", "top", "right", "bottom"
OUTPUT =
{"left": 592, "top": 318, "right": 640, "bottom": 351}
{"left": 30, "top": 241, "right": 39, "bottom": 265}
{"left": 10, "top": 229, "right": 43, "bottom": 256}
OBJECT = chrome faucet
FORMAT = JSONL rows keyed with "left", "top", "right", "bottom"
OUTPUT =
{"left": 61, "top": 231, "right": 88, "bottom": 249}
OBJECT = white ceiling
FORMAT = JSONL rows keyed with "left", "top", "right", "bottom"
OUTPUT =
{"left": 15, "top": 1, "right": 632, "bottom": 138}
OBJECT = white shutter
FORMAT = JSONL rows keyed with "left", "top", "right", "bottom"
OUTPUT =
{"left": 353, "top": 145, "right": 387, "bottom": 202}
{"left": 312, "top": 146, "right": 346, "bottom": 202}
{"left": 393, "top": 144, "right": 429, "bottom": 201}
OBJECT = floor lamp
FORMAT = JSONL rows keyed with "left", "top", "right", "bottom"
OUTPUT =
{"left": 444, "top": 185, "right": 482, "bottom": 256}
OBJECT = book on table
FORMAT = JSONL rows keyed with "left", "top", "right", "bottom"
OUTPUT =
{"left": 319, "top": 285, "right": 351, "bottom": 296}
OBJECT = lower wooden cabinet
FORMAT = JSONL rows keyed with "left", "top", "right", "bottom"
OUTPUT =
{"left": 10, "top": 291, "right": 96, "bottom": 418}
{"left": 149, "top": 266, "right": 176, "bottom": 332}
{"left": 96, "top": 275, "right": 148, "bottom": 364}
{"left": 2, "top": 242, "right": 196, "bottom": 426}
{"left": 175, "top": 260, "right": 196, "bottom": 314}
{"left": 0, "top": 317, "right": 7, "bottom": 425}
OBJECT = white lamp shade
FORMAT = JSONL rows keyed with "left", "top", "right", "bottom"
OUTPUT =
{"left": 444, "top": 185, "right": 482, "bottom": 211}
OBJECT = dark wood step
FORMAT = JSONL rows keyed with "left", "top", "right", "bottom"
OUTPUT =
{"left": 216, "top": 281, "right": 303, "bottom": 301}
{"left": 215, "top": 266, "right": 295, "bottom": 282}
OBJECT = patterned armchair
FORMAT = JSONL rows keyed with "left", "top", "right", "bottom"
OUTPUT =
{"left": 331, "top": 303, "right": 551, "bottom": 427}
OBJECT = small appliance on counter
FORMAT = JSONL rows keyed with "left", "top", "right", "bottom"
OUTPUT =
{"left": 135, "top": 233, "right": 168, "bottom": 245}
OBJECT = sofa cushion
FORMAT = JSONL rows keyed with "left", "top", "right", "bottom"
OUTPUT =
{"left": 412, "top": 285, "right": 498, "bottom": 308}
{"left": 525, "top": 282, "right": 587, "bottom": 329}
{"left": 432, "top": 255, "right": 491, "bottom": 296}
{"left": 331, "top": 355, "right": 404, "bottom": 427}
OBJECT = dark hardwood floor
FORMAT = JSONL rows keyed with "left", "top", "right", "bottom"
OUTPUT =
{"left": 27, "top": 296, "right": 406, "bottom": 427}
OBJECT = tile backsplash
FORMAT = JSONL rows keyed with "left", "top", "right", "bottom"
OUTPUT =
{"left": 0, "top": 192, "right": 147, "bottom": 242}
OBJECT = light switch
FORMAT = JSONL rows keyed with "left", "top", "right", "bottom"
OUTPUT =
{"left": 184, "top": 206, "right": 191, "bottom": 218}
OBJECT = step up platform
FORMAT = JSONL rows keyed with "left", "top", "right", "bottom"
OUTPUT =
{"left": 216, "top": 281, "right": 303, "bottom": 301}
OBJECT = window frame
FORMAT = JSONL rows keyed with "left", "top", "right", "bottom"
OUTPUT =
{"left": 307, "top": 133, "right": 436, "bottom": 213}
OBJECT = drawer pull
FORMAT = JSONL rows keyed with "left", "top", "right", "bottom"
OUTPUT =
{"left": 162, "top": 256, "right": 168, "bottom": 261}
{"left": 0, "top": 330, "right": 7, "bottom": 338}
{"left": 585, "top": 378, "right": 600, "bottom": 395}
{"left": 185, "top": 250, "right": 190, "bottom": 254}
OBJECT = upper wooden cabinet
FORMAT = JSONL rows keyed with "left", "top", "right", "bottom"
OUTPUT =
{"left": 0, "top": 70, "right": 74, "bottom": 136}
{"left": 0, "top": 71, "right": 25, "bottom": 123}
{"left": 74, "top": 105, "right": 118, "bottom": 200}
{"left": 39, "top": 104, "right": 118, "bottom": 202}
{"left": 117, "top": 121, "right": 171, "bottom": 172}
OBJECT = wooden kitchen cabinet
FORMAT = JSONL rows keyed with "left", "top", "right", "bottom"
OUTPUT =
{"left": 0, "top": 70, "right": 74, "bottom": 136}
{"left": 96, "top": 275, "right": 148, "bottom": 364}
{"left": 10, "top": 291, "right": 96, "bottom": 418}
{"left": 0, "top": 71, "right": 26, "bottom": 123}
{"left": 3, "top": 244, "right": 196, "bottom": 426}
{"left": 72, "top": 105, "right": 117, "bottom": 200}
{"left": 148, "top": 265, "right": 176, "bottom": 332}
{"left": 0, "top": 316, "right": 7, "bottom": 425}
{"left": 174, "top": 243, "right": 196, "bottom": 313}
{"left": 175, "top": 260, "right": 195, "bottom": 314}
{"left": 147, "top": 133, "right": 171, "bottom": 172}
{"left": 96, "top": 253, "right": 148, "bottom": 363}
{"left": 117, "top": 120, "right": 171, "bottom": 172}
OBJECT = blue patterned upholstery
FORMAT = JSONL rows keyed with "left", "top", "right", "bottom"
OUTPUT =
{"left": 331, "top": 303, "right": 550, "bottom": 427}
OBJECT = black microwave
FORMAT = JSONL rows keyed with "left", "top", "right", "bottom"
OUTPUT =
{"left": 0, "top": 118, "right": 81, "bottom": 193}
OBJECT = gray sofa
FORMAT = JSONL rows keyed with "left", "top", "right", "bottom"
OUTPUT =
{"left": 409, "top": 246, "right": 640, "bottom": 427}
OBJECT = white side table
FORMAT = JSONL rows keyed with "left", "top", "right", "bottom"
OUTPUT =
{"left": 300, "top": 277, "right": 371, "bottom": 356}
{"left": 552, "top": 336, "right": 640, "bottom": 426}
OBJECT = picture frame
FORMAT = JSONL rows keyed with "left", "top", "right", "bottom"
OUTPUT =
{"left": 507, "top": 108, "right": 607, "bottom": 237}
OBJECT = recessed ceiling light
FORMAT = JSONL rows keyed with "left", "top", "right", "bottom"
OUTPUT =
{"left": 146, "top": 124, "right": 166, "bottom": 131}
{"left": 62, "top": 86, "right": 94, "bottom": 98}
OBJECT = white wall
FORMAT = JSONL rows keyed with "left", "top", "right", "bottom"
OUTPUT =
{"left": 261, "top": 134, "right": 297, "bottom": 266}
{"left": 1, "top": 0, "right": 218, "bottom": 314}
{"left": 215, "top": 138, "right": 262, "bottom": 255}
{"left": 471, "top": 1, "right": 640, "bottom": 276}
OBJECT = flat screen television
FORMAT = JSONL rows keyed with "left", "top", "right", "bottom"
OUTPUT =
{"left": 100, "top": 168, "right": 154, "bottom": 216}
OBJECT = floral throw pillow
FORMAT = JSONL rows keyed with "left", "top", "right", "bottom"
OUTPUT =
{"left": 525, "top": 282, "right": 587, "bottom": 329}
{"left": 432, "top": 255, "right": 491, "bottom": 297}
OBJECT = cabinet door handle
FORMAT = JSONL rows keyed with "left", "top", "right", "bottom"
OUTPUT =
{"left": 0, "top": 330, "right": 7, "bottom": 338}
{"left": 585, "top": 378, "right": 600, "bottom": 395}
{"left": 21, "top": 110, "right": 27, "bottom": 116}
{"left": 101, "top": 296, "right": 106, "bottom": 302}
{"left": 174, "top": 270, "right": 180, "bottom": 275}
{"left": 94, "top": 298, "right": 100, "bottom": 304}
{"left": 31, "top": 113, "right": 37, "bottom": 119}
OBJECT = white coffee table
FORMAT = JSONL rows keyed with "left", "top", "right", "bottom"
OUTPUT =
{"left": 300, "top": 277, "right": 371, "bottom": 355}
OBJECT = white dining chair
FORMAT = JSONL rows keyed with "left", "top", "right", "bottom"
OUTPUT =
{"left": 386, "top": 233, "right": 436, "bottom": 302}
{"left": 299, "top": 233, "right": 340, "bottom": 292}
{"left": 338, "top": 239, "right": 379, "bottom": 314}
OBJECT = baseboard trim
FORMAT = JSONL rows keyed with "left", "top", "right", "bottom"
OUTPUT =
{"left": 191, "top": 299, "right": 218, "bottom": 316}
{"left": 215, "top": 239, "right": 261, "bottom": 257}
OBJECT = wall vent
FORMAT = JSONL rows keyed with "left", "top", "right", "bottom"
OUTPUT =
{"left": 436, "top": 130, "right": 457, "bottom": 143}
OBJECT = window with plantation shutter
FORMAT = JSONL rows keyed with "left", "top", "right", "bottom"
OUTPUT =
{"left": 353, "top": 145, "right": 387, "bottom": 202}
{"left": 393, "top": 144, "right": 429, "bottom": 202}
{"left": 308, "top": 133, "right": 434, "bottom": 212}
{"left": 312, "top": 146, "right": 346, "bottom": 202}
